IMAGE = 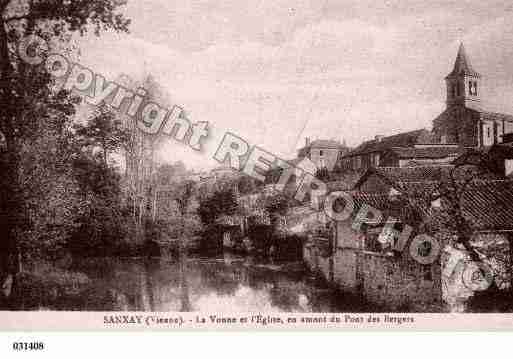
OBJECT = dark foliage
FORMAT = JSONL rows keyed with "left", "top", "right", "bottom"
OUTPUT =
{"left": 197, "top": 188, "right": 238, "bottom": 225}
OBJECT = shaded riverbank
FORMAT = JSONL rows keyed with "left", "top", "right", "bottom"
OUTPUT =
{"left": 6, "top": 254, "right": 370, "bottom": 312}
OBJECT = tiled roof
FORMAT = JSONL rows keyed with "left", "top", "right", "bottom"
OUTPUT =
{"left": 478, "top": 109, "right": 513, "bottom": 123}
{"left": 346, "top": 191, "right": 426, "bottom": 225}
{"left": 308, "top": 139, "right": 344, "bottom": 149}
{"left": 350, "top": 180, "right": 513, "bottom": 230}
{"left": 461, "top": 180, "right": 513, "bottom": 231}
{"left": 445, "top": 43, "right": 480, "bottom": 79}
{"left": 297, "top": 139, "right": 345, "bottom": 155}
{"left": 386, "top": 146, "right": 466, "bottom": 159}
{"left": 345, "top": 180, "right": 513, "bottom": 231}
{"left": 354, "top": 165, "right": 453, "bottom": 191}
{"left": 343, "top": 129, "right": 434, "bottom": 157}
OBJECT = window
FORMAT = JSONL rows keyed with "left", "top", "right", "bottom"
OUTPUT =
{"left": 319, "top": 150, "right": 324, "bottom": 157}
{"left": 373, "top": 153, "right": 380, "bottom": 167}
{"left": 469, "top": 81, "right": 478, "bottom": 96}
{"left": 355, "top": 156, "right": 362, "bottom": 169}
{"left": 423, "top": 266, "right": 432, "bottom": 281}
{"left": 487, "top": 127, "right": 491, "bottom": 138}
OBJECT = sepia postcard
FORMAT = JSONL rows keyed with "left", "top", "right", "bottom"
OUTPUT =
{"left": 2, "top": 0, "right": 513, "bottom": 332}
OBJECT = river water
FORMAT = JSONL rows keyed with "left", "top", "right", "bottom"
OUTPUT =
{"left": 53, "top": 254, "right": 366, "bottom": 312}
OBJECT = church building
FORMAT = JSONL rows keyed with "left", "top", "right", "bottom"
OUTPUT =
{"left": 433, "top": 43, "right": 513, "bottom": 147}
{"left": 339, "top": 43, "right": 513, "bottom": 172}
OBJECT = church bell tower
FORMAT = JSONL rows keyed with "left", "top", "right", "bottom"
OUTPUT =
{"left": 445, "top": 43, "right": 481, "bottom": 109}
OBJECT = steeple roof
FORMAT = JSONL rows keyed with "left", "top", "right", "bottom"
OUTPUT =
{"left": 446, "top": 43, "right": 481, "bottom": 79}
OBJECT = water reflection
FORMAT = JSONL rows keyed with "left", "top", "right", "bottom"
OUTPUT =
{"left": 58, "top": 254, "right": 364, "bottom": 312}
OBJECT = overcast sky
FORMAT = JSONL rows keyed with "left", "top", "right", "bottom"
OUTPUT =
{"left": 77, "top": 0, "right": 513, "bottom": 171}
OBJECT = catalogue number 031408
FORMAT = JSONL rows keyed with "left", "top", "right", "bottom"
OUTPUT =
{"left": 12, "top": 342, "right": 45, "bottom": 351}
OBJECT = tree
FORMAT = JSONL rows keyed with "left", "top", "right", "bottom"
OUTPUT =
{"left": 262, "top": 192, "right": 291, "bottom": 217}
{"left": 155, "top": 161, "right": 188, "bottom": 186}
{"left": 117, "top": 75, "right": 176, "bottom": 226}
{"left": 17, "top": 109, "right": 86, "bottom": 260}
{"left": 197, "top": 188, "right": 238, "bottom": 226}
{"left": 74, "top": 104, "right": 130, "bottom": 166}
{"left": 237, "top": 175, "right": 259, "bottom": 195}
{"left": 0, "top": 0, "right": 130, "bottom": 301}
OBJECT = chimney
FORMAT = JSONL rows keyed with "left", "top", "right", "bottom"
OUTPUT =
{"left": 375, "top": 135, "right": 384, "bottom": 142}
{"left": 305, "top": 137, "right": 311, "bottom": 147}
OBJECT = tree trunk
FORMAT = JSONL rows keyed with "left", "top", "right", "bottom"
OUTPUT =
{"left": 509, "top": 235, "right": 513, "bottom": 292}
{"left": 0, "top": 134, "right": 23, "bottom": 309}
{"left": 0, "top": 13, "right": 23, "bottom": 309}
{"left": 0, "top": 15, "right": 11, "bottom": 76}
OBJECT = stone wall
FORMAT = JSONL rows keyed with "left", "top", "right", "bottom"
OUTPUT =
{"left": 333, "top": 249, "right": 360, "bottom": 294}
{"left": 309, "top": 148, "right": 340, "bottom": 171}
{"left": 356, "top": 251, "right": 443, "bottom": 311}
{"left": 303, "top": 241, "right": 331, "bottom": 281}
{"left": 304, "top": 220, "right": 444, "bottom": 311}
{"left": 432, "top": 106, "right": 479, "bottom": 146}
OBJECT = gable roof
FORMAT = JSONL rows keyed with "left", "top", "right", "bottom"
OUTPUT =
{"left": 348, "top": 180, "right": 513, "bottom": 231}
{"left": 461, "top": 180, "right": 513, "bottom": 231}
{"left": 309, "top": 139, "right": 343, "bottom": 148}
{"left": 297, "top": 139, "right": 345, "bottom": 155}
{"left": 478, "top": 109, "right": 513, "bottom": 123}
{"left": 353, "top": 165, "right": 513, "bottom": 231}
{"left": 385, "top": 146, "right": 466, "bottom": 160}
{"left": 343, "top": 129, "right": 434, "bottom": 158}
{"left": 342, "top": 190, "right": 431, "bottom": 225}
{"left": 354, "top": 165, "right": 453, "bottom": 191}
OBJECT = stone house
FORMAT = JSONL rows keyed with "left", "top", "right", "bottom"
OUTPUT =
{"left": 338, "top": 129, "right": 437, "bottom": 172}
{"left": 304, "top": 188, "right": 443, "bottom": 311}
{"left": 304, "top": 162, "right": 513, "bottom": 311}
{"left": 379, "top": 145, "right": 466, "bottom": 168}
{"left": 296, "top": 138, "right": 349, "bottom": 172}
